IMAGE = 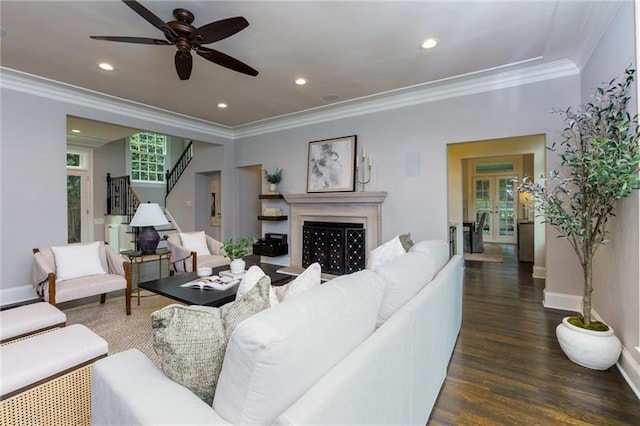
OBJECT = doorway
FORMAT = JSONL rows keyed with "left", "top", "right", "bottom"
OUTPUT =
{"left": 66, "top": 148, "right": 93, "bottom": 243}
{"left": 472, "top": 175, "right": 516, "bottom": 243}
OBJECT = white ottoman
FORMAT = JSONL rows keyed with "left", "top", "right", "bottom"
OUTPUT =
{"left": 0, "top": 324, "right": 108, "bottom": 425}
{"left": 0, "top": 302, "right": 67, "bottom": 343}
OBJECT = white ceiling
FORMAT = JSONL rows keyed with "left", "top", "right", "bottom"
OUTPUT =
{"left": 0, "top": 1, "right": 620, "bottom": 136}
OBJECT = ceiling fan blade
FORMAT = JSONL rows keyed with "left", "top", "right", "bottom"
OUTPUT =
{"left": 175, "top": 51, "right": 193, "bottom": 80}
{"left": 193, "top": 16, "right": 249, "bottom": 45}
{"left": 196, "top": 47, "right": 258, "bottom": 77}
{"left": 90, "top": 36, "right": 171, "bottom": 45}
{"left": 122, "top": 0, "right": 177, "bottom": 41}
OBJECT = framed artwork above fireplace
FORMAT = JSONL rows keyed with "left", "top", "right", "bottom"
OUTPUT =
{"left": 307, "top": 135, "right": 357, "bottom": 193}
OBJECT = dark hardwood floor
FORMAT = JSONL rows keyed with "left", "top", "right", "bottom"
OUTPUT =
{"left": 429, "top": 244, "right": 639, "bottom": 425}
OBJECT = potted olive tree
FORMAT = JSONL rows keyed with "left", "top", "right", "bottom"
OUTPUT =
{"left": 222, "top": 237, "right": 258, "bottom": 274}
{"left": 517, "top": 68, "right": 640, "bottom": 370}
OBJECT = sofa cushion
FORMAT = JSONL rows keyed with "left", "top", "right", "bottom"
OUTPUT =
{"left": 180, "top": 231, "right": 211, "bottom": 257}
{"left": 367, "top": 236, "right": 406, "bottom": 271}
{"left": 375, "top": 251, "right": 442, "bottom": 327}
{"left": 213, "top": 269, "right": 385, "bottom": 424}
{"left": 151, "top": 277, "right": 270, "bottom": 405}
{"left": 270, "top": 262, "right": 322, "bottom": 306}
{"left": 51, "top": 241, "right": 106, "bottom": 281}
{"left": 409, "top": 239, "right": 449, "bottom": 272}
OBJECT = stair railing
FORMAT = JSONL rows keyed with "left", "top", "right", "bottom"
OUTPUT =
{"left": 106, "top": 173, "right": 141, "bottom": 224}
{"left": 165, "top": 141, "right": 193, "bottom": 202}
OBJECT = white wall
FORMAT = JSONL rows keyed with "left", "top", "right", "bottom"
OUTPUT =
{"left": 0, "top": 86, "right": 232, "bottom": 300}
{"left": 581, "top": 1, "right": 639, "bottom": 366}
{"left": 235, "top": 76, "right": 579, "bottom": 286}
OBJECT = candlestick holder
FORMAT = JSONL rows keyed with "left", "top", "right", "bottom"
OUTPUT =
{"left": 356, "top": 154, "right": 371, "bottom": 192}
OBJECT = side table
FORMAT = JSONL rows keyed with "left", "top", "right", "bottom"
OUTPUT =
{"left": 121, "top": 249, "right": 172, "bottom": 305}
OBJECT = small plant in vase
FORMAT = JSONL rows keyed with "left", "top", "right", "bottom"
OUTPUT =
{"left": 222, "top": 237, "right": 257, "bottom": 274}
{"left": 264, "top": 167, "right": 283, "bottom": 193}
{"left": 516, "top": 68, "right": 640, "bottom": 370}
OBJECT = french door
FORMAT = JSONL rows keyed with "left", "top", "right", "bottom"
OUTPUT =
{"left": 67, "top": 169, "right": 91, "bottom": 243}
{"left": 472, "top": 176, "right": 516, "bottom": 244}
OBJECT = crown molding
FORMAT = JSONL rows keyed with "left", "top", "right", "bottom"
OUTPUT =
{"left": 1, "top": 60, "right": 579, "bottom": 141}
{"left": 571, "top": 1, "right": 622, "bottom": 70}
{"left": 234, "top": 59, "right": 580, "bottom": 138}
{"left": 0, "top": 67, "right": 234, "bottom": 140}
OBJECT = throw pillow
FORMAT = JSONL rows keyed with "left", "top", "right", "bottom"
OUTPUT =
{"left": 151, "top": 277, "right": 270, "bottom": 405}
{"left": 236, "top": 265, "right": 267, "bottom": 299}
{"left": 409, "top": 240, "right": 449, "bottom": 273}
{"left": 366, "top": 236, "right": 406, "bottom": 271}
{"left": 399, "top": 233, "right": 415, "bottom": 252}
{"left": 51, "top": 241, "right": 106, "bottom": 281}
{"left": 180, "top": 231, "right": 211, "bottom": 257}
{"left": 271, "top": 262, "right": 322, "bottom": 306}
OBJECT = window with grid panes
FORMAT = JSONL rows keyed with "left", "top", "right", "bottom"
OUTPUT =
{"left": 129, "top": 132, "right": 166, "bottom": 183}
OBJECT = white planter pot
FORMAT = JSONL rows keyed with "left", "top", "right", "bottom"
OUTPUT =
{"left": 268, "top": 183, "right": 278, "bottom": 193}
{"left": 556, "top": 317, "right": 622, "bottom": 370}
{"left": 229, "top": 258, "right": 246, "bottom": 274}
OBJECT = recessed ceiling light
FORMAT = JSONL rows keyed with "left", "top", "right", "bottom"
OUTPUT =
{"left": 217, "top": 103, "right": 227, "bottom": 108}
{"left": 295, "top": 78, "right": 307, "bottom": 86}
{"left": 98, "top": 62, "right": 114, "bottom": 71}
{"left": 71, "top": 129, "right": 81, "bottom": 133}
{"left": 420, "top": 38, "right": 439, "bottom": 50}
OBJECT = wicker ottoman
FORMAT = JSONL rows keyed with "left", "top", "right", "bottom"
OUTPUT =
{"left": 0, "top": 302, "right": 67, "bottom": 344}
{"left": 0, "top": 324, "right": 108, "bottom": 425}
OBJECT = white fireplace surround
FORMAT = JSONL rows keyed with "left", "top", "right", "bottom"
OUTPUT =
{"left": 283, "top": 192, "right": 388, "bottom": 269}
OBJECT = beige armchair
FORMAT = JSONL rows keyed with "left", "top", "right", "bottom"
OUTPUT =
{"left": 33, "top": 241, "right": 132, "bottom": 315}
{"left": 164, "top": 232, "right": 230, "bottom": 273}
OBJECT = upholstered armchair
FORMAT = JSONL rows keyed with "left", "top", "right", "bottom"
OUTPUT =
{"left": 463, "top": 212, "right": 488, "bottom": 253}
{"left": 164, "top": 231, "right": 230, "bottom": 273}
{"left": 32, "top": 241, "right": 132, "bottom": 315}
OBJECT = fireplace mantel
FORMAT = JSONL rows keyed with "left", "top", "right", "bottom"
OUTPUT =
{"left": 283, "top": 192, "right": 387, "bottom": 270}
{"left": 283, "top": 192, "right": 388, "bottom": 205}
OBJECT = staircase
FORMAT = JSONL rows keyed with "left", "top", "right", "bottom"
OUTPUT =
{"left": 106, "top": 173, "right": 176, "bottom": 252}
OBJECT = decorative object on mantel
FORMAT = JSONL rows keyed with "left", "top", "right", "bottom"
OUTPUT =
{"left": 516, "top": 68, "right": 640, "bottom": 370}
{"left": 263, "top": 167, "right": 283, "bottom": 193}
{"left": 307, "top": 135, "right": 357, "bottom": 193}
{"left": 356, "top": 145, "right": 372, "bottom": 191}
{"left": 222, "top": 237, "right": 258, "bottom": 274}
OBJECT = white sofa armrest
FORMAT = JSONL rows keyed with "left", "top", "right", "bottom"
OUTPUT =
{"left": 92, "top": 349, "right": 230, "bottom": 425}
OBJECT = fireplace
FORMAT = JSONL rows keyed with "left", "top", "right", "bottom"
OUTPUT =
{"left": 283, "top": 192, "right": 387, "bottom": 275}
{"left": 303, "top": 221, "right": 365, "bottom": 275}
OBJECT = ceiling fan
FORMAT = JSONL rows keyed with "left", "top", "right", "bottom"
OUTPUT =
{"left": 90, "top": 0, "right": 258, "bottom": 80}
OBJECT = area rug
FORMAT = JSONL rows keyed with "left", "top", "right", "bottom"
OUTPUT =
{"left": 64, "top": 293, "right": 179, "bottom": 365}
{"left": 464, "top": 244, "right": 503, "bottom": 262}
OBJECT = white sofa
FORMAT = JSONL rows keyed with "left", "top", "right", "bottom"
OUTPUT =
{"left": 92, "top": 240, "right": 464, "bottom": 425}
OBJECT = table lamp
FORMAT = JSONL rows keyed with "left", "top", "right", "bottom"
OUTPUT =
{"left": 129, "top": 203, "right": 169, "bottom": 254}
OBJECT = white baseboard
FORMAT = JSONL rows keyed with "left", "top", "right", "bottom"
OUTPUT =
{"left": 542, "top": 290, "right": 581, "bottom": 313}
{"left": 0, "top": 285, "right": 38, "bottom": 307}
{"left": 617, "top": 347, "right": 640, "bottom": 400}
{"left": 532, "top": 266, "right": 546, "bottom": 279}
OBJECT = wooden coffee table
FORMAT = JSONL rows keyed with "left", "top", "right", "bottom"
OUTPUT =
{"left": 138, "top": 261, "right": 291, "bottom": 307}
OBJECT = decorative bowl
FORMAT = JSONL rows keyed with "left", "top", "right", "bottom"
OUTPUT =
{"left": 197, "top": 267, "right": 213, "bottom": 277}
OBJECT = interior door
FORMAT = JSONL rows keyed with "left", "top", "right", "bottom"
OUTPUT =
{"left": 473, "top": 176, "right": 516, "bottom": 244}
{"left": 67, "top": 169, "right": 90, "bottom": 243}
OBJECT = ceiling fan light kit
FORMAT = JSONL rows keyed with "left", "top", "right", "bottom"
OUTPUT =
{"left": 90, "top": 0, "right": 258, "bottom": 81}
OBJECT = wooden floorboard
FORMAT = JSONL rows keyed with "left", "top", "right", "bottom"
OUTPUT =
{"left": 428, "top": 244, "right": 639, "bottom": 425}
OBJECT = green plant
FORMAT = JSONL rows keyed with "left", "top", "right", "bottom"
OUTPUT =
{"left": 516, "top": 67, "right": 640, "bottom": 329}
{"left": 222, "top": 237, "right": 257, "bottom": 260}
{"left": 263, "top": 167, "right": 283, "bottom": 184}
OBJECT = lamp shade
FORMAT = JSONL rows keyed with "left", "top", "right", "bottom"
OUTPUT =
{"left": 129, "top": 203, "right": 169, "bottom": 227}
